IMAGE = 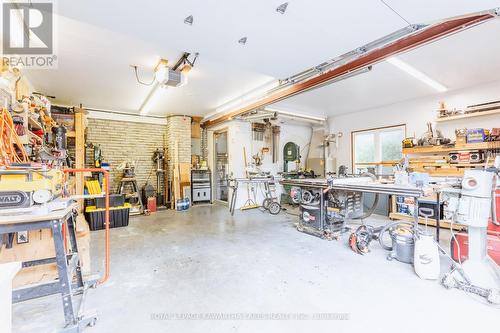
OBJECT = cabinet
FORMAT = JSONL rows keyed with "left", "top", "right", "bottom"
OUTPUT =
{"left": 191, "top": 169, "right": 211, "bottom": 204}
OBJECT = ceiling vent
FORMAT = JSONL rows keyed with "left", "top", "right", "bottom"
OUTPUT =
{"left": 276, "top": 2, "right": 288, "bottom": 14}
{"left": 184, "top": 15, "right": 194, "bottom": 25}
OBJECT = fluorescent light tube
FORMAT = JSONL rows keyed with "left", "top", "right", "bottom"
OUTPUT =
{"left": 139, "top": 84, "right": 166, "bottom": 116}
{"left": 264, "top": 107, "right": 326, "bottom": 122}
{"left": 386, "top": 57, "right": 448, "bottom": 93}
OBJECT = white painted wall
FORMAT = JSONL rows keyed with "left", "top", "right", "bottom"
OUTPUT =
{"left": 208, "top": 120, "right": 312, "bottom": 209}
{"left": 328, "top": 79, "right": 500, "bottom": 170}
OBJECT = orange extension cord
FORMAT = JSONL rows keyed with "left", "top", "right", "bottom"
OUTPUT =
{"left": 0, "top": 107, "right": 29, "bottom": 166}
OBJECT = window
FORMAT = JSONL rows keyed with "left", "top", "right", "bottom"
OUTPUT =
{"left": 352, "top": 125, "right": 405, "bottom": 175}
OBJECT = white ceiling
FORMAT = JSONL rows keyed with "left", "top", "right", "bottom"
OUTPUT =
{"left": 15, "top": 0, "right": 500, "bottom": 116}
{"left": 271, "top": 18, "right": 500, "bottom": 116}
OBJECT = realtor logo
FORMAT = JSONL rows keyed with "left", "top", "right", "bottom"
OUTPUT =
{"left": 2, "top": 1, "right": 56, "bottom": 68}
{"left": 3, "top": 2, "right": 53, "bottom": 54}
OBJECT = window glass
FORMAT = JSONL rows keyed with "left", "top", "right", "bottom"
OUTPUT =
{"left": 354, "top": 132, "right": 375, "bottom": 163}
{"left": 380, "top": 129, "right": 404, "bottom": 161}
{"left": 352, "top": 125, "right": 405, "bottom": 175}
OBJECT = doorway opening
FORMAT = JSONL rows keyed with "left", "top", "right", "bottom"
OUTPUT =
{"left": 213, "top": 131, "right": 229, "bottom": 202}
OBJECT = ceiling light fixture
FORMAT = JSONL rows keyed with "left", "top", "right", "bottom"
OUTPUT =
{"left": 386, "top": 56, "right": 447, "bottom": 92}
{"left": 276, "top": 2, "right": 289, "bottom": 14}
{"left": 238, "top": 37, "right": 247, "bottom": 45}
{"left": 184, "top": 15, "right": 194, "bottom": 25}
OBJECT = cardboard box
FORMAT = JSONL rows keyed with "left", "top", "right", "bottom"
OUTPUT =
{"left": 466, "top": 128, "right": 485, "bottom": 143}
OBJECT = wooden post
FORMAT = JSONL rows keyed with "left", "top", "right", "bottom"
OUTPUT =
{"left": 74, "top": 108, "right": 86, "bottom": 211}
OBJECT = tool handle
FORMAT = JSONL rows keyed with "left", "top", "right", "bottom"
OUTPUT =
{"left": 418, "top": 207, "right": 434, "bottom": 218}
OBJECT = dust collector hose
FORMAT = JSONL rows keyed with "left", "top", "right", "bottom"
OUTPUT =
{"left": 353, "top": 172, "right": 379, "bottom": 220}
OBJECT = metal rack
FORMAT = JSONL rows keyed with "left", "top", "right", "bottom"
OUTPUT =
{"left": 0, "top": 204, "right": 99, "bottom": 332}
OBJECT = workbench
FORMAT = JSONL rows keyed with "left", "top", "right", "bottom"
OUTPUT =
{"left": 0, "top": 203, "right": 98, "bottom": 332}
{"left": 228, "top": 177, "right": 279, "bottom": 216}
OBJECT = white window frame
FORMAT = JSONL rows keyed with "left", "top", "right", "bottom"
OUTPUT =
{"left": 351, "top": 124, "right": 406, "bottom": 175}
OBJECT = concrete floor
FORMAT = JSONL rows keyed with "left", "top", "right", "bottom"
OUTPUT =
{"left": 12, "top": 204, "right": 498, "bottom": 333}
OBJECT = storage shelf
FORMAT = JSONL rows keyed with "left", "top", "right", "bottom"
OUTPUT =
{"left": 435, "top": 108, "right": 500, "bottom": 122}
{"left": 403, "top": 141, "right": 500, "bottom": 154}
{"left": 28, "top": 116, "right": 43, "bottom": 131}
{"left": 409, "top": 168, "right": 466, "bottom": 177}
{"left": 389, "top": 213, "right": 465, "bottom": 231}
{"left": 355, "top": 160, "right": 398, "bottom": 166}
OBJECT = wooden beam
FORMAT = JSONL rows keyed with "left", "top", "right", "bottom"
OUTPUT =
{"left": 74, "top": 108, "right": 86, "bottom": 211}
{"left": 201, "top": 12, "right": 495, "bottom": 129}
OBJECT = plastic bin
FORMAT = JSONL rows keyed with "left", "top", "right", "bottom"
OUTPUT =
{"left": 94, "top": 194, "right": 125, "bottom": 208}
{"left": 85, "top": 203, "right": 131, "bottom": 231}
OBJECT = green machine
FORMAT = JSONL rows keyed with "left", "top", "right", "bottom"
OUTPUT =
{"left": 281, "top": 142, "right": 300, "bottom": 205}
{"left": 283, "top": 142, "right": 300, "bottom": 172}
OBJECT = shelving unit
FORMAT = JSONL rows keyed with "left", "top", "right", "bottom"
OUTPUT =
{"left": 402, "top": 141, "right": 500, "bottom": 154}
{"left": 402, "top": 141, "right": 500, "bottom": 177}
{"left": 355, "top": 160, "right": 398, "bottom": 166}
{"left": 388, "top": 212, "right": 465, "bottom": 231}
{"left": 435, "top": 105, "right": 500, "bottom": 123}
{"left": 390, "top": 141, "right": 499, "bottom": 227}
{"left": 389, "top": 194, "right": 466, "bottom": 231}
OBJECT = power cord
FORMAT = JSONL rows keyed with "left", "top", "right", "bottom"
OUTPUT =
{"left": 132, "top": 65, "right": 155, "bottom": 86}
{"left": 433, "top": 218, "right": 500, "bottom": 308}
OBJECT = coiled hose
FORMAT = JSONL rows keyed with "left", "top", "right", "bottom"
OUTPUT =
{"left": 352, "top": 172, "right": 379, "bottom": 220}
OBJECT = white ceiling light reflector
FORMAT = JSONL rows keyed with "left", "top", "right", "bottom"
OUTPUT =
{"left": 386, "top": 57, "right": 447, "bottom": 93}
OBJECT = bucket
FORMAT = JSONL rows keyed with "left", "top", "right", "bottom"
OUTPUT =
{"left": 176, "top": 198, "right": 191, "bottom": 211}
{"left": 389, "top": 227, "right": 415, "bottom": 264}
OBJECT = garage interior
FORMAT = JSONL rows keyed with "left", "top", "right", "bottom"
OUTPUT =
{"left": 1, "top": 1, "right": 500, "bottom": 332}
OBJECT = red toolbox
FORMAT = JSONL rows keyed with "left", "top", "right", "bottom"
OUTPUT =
{"left": 451, "top": 230, "right": 500, "bottom": 265}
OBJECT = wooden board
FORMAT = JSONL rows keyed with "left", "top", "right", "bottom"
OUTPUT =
{"left": 389, "top": 213, "right": 465, "bottom": 231}
{"left": 403, "top": 141, "right": 500, "bottom": 154}
{"left": 74, "top": 110, "right": 86, "bottom": 212}
{"left": 172, "top": 141, "right": 180, "bottom": 209}
{"left": 191, "top": 121, "right": 201, "bottom": 139}
{"left": 409, "top": 169, "right": 464, "bottom": 177}
{"left": 435, "top": 108, "right": 500, "bottom": 122}
{"left": 179, "top": 163, "right": 191, "bottom": 183}
{"left": 355, "top": 160, "right": 398, "bottom": 166}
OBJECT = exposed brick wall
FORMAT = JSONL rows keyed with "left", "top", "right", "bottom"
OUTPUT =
{"left": 165, "top": 115, "right": 191, "bottom": 179}
{"left": 85, "top": 118, "right": 167, "bottom": 193}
